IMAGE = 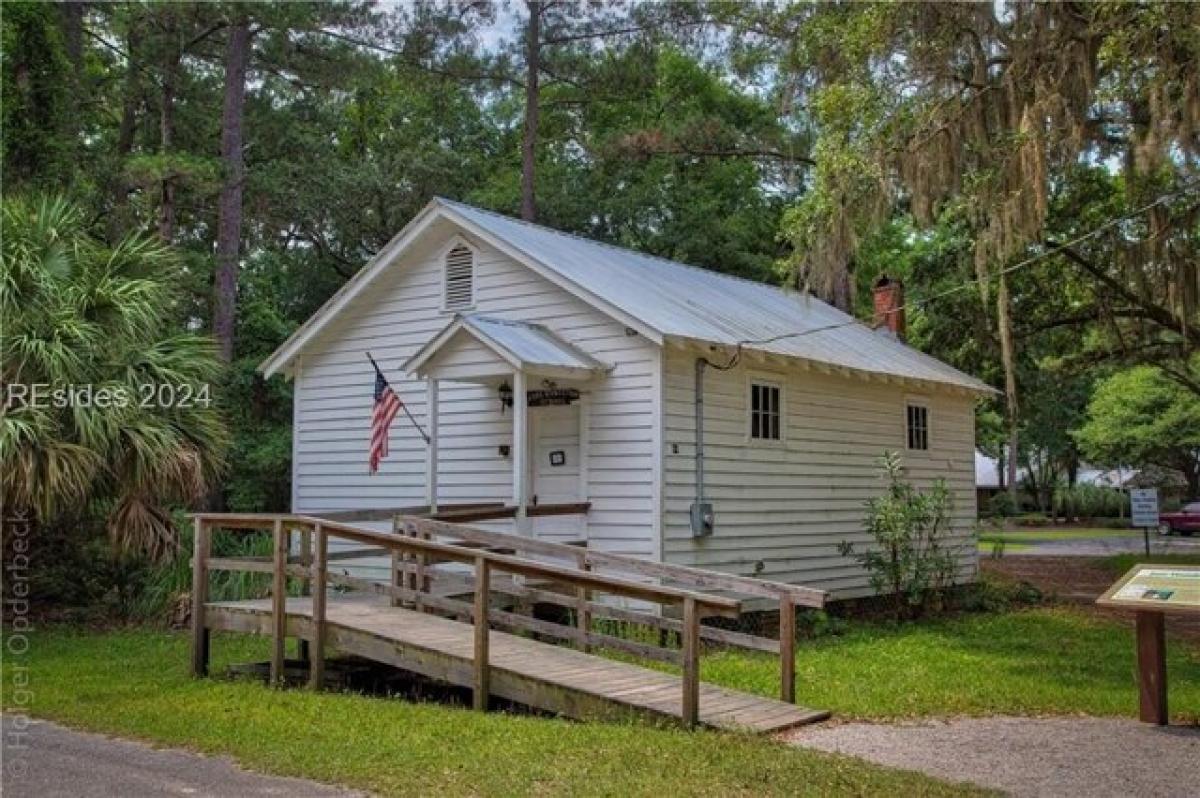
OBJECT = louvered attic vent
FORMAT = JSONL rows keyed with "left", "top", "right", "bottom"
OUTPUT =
{"left": 443, "top": 244, "right": 474, "bottom": 311}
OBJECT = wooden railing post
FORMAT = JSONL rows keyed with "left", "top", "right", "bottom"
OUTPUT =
{"left": 270, "top": 518, "right": 287, "bottom": 685}
{"left": 410, "top": 521, "right": 428, "bottom": 612}
{"left": 298, "top": 526, "right": 312, "bottom": 663}
{"left": 779, "top": 596, "right": 796, "bottom": 704}
{"left": 309, "top": 525, "right": 328, "bottom": 691}
{"left": 575, "top": 551, "right": 591, "bottom": 652}
{"left": 389, "top": 515, "right": 403, "bottom": 608}
{"left": 473, "top": 556, "right": 490, "bottom": 711}
{"left": 190, "top": 517, "right": 211, "bottom": 677}
{"left": 681, "top": 596, "right": 700, "bottom": 729}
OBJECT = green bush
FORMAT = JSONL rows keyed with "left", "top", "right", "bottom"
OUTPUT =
{"left": 956, "top": 576, "right": 1043, "bottom": 613}
{"left": 839, "top": 452, "right": 961, "bottom": 620}
{"left": 13, "top": 508, "right": 278, "bottom": 623}
{"left": 986, "top": 491, "right": 1018, "bottom": 518}
{"left": 18, "top": 523, "right": 150, "bottom": 622}
{"left": 1053, "top": 484, "right": 1126, "bottom": 520}
{"left": 133, "top": 525, "right": 276, "bottom": 622}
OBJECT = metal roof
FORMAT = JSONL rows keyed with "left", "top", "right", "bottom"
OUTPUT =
{"left": 404, "top": 314, "right": 606, "bottom": 377}
{"left": 462, "top": 315, "right": 606, "bottom": 372}
{"left": 260, "top": 196, "right": 993, "bottom": 393}
{"left": 437, "top": 199, "right": 993, "bottom": 394}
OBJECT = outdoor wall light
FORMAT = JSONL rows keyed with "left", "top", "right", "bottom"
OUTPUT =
{"left": 498, "top": 381, "right": 513, "bottom": 411}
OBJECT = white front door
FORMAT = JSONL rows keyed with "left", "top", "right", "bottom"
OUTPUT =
{"left": 529, "top": 402, "right": 585, "bottom": 543}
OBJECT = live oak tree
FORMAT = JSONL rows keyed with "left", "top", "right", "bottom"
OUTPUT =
{"left": 743, "top": 1, "right": 1200, "bottom": 497}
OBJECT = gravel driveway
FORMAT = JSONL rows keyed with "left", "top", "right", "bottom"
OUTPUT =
{"left": 1, "top": 715, "right": 366, "bottom": 797}
{"left": 787, "top": 716, "right": 1200, "bottom": 797}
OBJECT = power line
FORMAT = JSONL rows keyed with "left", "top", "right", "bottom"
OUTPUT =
{"left": 731, "top": 177, "right": 1200, "bottom": 357}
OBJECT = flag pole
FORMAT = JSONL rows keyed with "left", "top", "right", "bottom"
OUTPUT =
{"left": 367, "top": 352, "right": 431, "bottom": 444}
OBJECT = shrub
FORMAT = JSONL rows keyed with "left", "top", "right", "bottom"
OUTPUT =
{"left": 133, "top": 524, "right": 276, "bottom": 623}
{"left": 839, "top": 452, "right": 961, "bottom": 620}
{"left": 986, "top": 491, "right": 1018, "bottom": 518}
{"left": 956, "top": 576, "right": 1043, "bottom": 613}
{"left": 1053, "top": 484, "right": 1126, "bottom": 520}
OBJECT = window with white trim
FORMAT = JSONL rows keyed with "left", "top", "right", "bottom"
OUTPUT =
{"left": 443, "top": 244, "right": 474, "bottom": 311}
{"left": 749, "top": 381, "right": 782, "bottom": 441}
{"left": 906, "top": 402, "right": 929, "bottom": 451}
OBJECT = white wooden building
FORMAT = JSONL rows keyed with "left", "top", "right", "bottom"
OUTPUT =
{"left": 260, "top": 199, "right": 992, "bottom": 598}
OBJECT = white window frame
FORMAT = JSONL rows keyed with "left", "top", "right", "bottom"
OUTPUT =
{"left": 904, "top": 396, "right": 932, "bottom": 454}
{"left": 746, "top": 373, "right": 785, "bottom": 445}
{"left": 441, "top": 236, "right": 477, "bottom": 313}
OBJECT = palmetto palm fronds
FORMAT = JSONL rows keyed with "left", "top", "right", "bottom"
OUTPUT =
{"left": 1, "top": 195, "right": 229, "bottom": 561}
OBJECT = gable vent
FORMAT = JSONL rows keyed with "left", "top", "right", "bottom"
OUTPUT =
{"left": 443, "top": 244, "right": 474, "bottom": 311}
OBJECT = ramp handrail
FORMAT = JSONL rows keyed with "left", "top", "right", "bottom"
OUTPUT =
{"left": 191, "top": 513, "right": 750, "bottom": 727}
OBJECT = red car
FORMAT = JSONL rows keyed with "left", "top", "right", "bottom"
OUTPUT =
{"left": 1159, "top": 502, "right": 1200, "bottom": 536}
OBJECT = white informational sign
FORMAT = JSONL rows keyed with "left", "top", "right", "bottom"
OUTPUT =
{"left": 1130, "top": 488, "right": 1159, "bottom": 528}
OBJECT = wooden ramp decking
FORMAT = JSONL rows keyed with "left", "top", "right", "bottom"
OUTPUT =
{"left": 206, "top": 594, "right": 829, "bottom": 734}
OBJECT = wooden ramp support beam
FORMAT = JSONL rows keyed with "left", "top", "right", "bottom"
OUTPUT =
{"left": 309, "top": 525, "right": 328, "bottom": 690}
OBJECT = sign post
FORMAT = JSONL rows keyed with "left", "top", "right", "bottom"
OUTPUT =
{"left": 1097, "top": 564, "right": 1200, "bottom": 724}
{"left": 1130, "top": 488, "right": 1159, "bottom": 557}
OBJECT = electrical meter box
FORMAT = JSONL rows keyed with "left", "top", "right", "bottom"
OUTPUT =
{"left": 690, "top": 501, "right": 714, "bottom": 537}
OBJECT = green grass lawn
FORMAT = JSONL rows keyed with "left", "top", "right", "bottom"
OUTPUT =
{"left": 1099, "top": 552, "right": 1200, "bottom": 575}
{"left": 3, "top": 628, "right": 982, "bottom": 797}
{"left": 977, "top": 540, "right": 1034, "bottom": 554}
{"left": 637, "top": 607, "right": 1200, "bottom": 723}
{"left": 981, "top": 526, "right": 1136, "bottom": 544}
{"left": 7, "top": 606, "right": 1197, "bottom": 795}
{"left": 977, "top": 526, "right": 1142, "bottom": 554}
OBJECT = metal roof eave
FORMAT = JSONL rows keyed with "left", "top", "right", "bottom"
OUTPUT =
{"left": 664, "top": 334, "right": 997, "bottom": 398}
{"left": 404, "top": 315, "right": 610, "bottom": 380}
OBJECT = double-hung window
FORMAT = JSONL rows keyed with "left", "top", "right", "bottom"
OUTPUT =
{"left": 749, "top": 381, "right": 782, "bottom": 442}
{"left": 906, "top": 402, "right": 930, "bottom": 452}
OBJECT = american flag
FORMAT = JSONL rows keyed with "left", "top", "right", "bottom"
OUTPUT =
{"left": 369, "top": 361, "right": 402, "bottom": 474}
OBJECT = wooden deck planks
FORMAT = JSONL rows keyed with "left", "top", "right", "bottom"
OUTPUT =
{"left": 206, "top": 594, "right": 828, "bottom": 733}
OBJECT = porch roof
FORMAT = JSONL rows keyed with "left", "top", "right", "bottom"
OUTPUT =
{"left": 404, "top": 314, "right": 608, "bottom": 379}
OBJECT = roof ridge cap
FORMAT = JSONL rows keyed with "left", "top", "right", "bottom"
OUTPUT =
{"left": 436, "top": 197, "right": 818, "bottom": 301}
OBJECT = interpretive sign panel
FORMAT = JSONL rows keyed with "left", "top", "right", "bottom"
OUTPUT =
{"left": 1098, "top": 565, "right": 1200, "bottom": 615}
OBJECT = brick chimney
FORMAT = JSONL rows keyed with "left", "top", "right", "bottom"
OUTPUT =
{"left": 872, "top": 275, "right": 905, "bottom": 339}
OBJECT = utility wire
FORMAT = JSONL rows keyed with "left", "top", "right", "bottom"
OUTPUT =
{"left": 714, "top": 177, "right": 1200, "bottom": 368}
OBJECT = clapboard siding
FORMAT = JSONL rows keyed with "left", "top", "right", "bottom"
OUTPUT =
{"left": 292, "top": 224, "right": 659, "bottom": 579}
{"left": 661, "top": 344, "right": 978, "bottom": 599}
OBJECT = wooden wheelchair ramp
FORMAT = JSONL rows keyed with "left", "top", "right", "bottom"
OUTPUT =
{"left": 191, "top": 513, "right": 830, "bottom": 734}
{"left": 208, "top": 594, "right": 827, "bottom": 733}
